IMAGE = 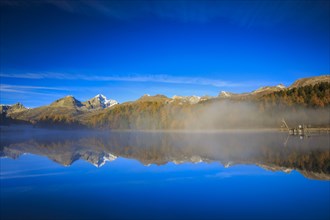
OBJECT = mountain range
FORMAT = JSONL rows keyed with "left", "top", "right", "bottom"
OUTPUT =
{"left": 1, "top": 75, "right": 329, "bottom": 129}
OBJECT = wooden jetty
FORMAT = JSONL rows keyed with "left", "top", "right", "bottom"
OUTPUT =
{"left": 281, "top": 119, "right": 309, "bottom": 136}
{"left": 281, "top": 119, "right": 330, "bottom": 135}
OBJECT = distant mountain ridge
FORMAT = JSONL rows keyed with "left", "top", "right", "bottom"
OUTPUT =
{"left": 2, "top": 75, "right": 329, "bottom": 111}
{"left": 0, "top": 94, "right": 119, "bottom": 127}
{"left": 1, "top": 75, "right": 329, "bottom": 129}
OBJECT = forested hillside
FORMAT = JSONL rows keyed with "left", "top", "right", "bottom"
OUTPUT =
{"left": 261, "top": 82, "right": 330, "bottom": 107}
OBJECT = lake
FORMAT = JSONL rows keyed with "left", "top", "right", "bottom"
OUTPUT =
{"left": 1, "top": 126, "right": 329, "bottom": 220}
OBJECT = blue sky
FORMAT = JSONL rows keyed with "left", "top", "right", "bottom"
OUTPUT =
{"left": 0, "top": 0, "right": 329, "bottom": 107}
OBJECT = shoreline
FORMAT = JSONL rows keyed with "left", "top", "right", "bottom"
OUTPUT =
{"left": 1, "top": 124, "right": 330, "bottom": 134}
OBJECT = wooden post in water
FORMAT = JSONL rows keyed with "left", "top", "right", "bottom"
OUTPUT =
{"left": 281, "top": 119, "right": 290, "bottom": 131}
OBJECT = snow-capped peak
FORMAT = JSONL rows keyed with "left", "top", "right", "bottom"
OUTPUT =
{"left": 220, "top": 91, "right": 231, "bottom": 97}
{"left": 95, "top": 94, "right": 106, "bottom": 99}
{"left": 94, "top": 94, "right": 118, "bottom": 108}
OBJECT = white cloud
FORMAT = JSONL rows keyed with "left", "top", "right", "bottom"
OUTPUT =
{"left": 0, "top": 84, "right": 68, "bottom": 90}
{"left": 0, "top": 72, "right": 250, "bottom": 88}
{"left": 0, "top": 84, "right": 69, "bottom": 95}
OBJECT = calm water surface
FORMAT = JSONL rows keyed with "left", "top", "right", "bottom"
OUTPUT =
{"left": 1, "top": 127, "right": 329, "bottom": 220}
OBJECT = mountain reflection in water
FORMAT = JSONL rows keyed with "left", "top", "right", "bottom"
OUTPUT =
{"left": 1, "top": 127, "right": 329, "bottom": 180}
